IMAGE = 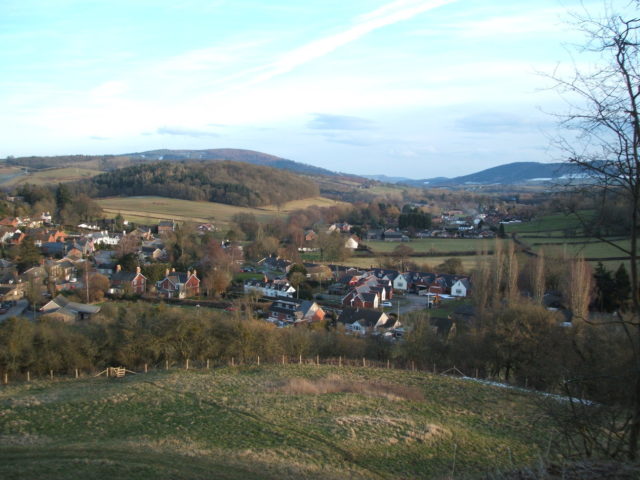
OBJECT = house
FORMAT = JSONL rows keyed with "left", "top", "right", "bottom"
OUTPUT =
{"left": 40, "top": 295, "right": 101, "bottom": 322}
{"left": 158, "top": 221, "right": 176, "bottom": 235}
{"left": 41, "top": 242, "right": 68, "bottom": 257}
{"left": 365, "top": 229, "right": 383, "bottom": 241}
{"left": 110, "top": 265, "right": 147, "bottom": 295}
{"left": 87, "top": 231, "right": 121, "bottom": 246}
{"left": 451, "top": 278, "right": 471, "bottom": 297}
{"left": 156, "top": 269, "right": 200, "bottom": 298}
{"left": 244, "top": 279, "right": 296, "bottom": 298}
{"left": 46, "top": 259, "right": 77, "bottom": 282}
{"left": 267, "top": 297, "right": 325, "bottom": 325}
{"left": 383, "top": 230, "right": 408, "bottom": 242}
{"left": 0, "top": 217, "right": 19, "bottom": 228}
{"left": 344, "top": 236, "right": 359, "bottom": 250}
{"left": 0, "top": 284, "right": 24, "bottom": 302}
{"left": 304, "top": 230, "right": 317, "bottom": 242}
{"left": 7, "top": 231, "right": 25, "bottom": 245}
{"left": 302, "top": 263, "right": 333, "bottom": 281}
{"left": 258, "top": 255, "right": 292, "bottom": 273}
{"left": 337, "top": 308, "right": 398, "bottom": 335}
{"left": 341, "top": 289, "right": 380, "bottom": 309}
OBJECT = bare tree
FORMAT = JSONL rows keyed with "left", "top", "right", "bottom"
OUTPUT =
{"left": 532, "top": 249, "right": 546, "bottom": 304}
{"left": 551, "top": 3, "right": 640, "bottom": 459}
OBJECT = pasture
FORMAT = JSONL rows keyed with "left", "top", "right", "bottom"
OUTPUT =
{"left": 364, "top": 238, "right": 504, "bottom": 254}
{"left": 3, "top": 167, "right": 103, "bottom": 186}
{"left": 0, "top": 364, "right": 556, "bottom": 479}
{"left": 97, "top": 196, "right": 344, "bottom": 226}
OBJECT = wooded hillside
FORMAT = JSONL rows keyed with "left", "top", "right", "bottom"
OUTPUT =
{"left": 88, "top": 161, "right": 320, "bottom": 207}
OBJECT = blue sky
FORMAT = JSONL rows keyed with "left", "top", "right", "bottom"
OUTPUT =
{"left": 0, "top": 0, "right": 623, "bottom": 178}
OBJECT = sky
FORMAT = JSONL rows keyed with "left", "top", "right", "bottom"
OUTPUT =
{"left": 0, "top": 0, "right": 627, "bottom": 178}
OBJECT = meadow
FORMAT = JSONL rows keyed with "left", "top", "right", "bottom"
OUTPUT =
{"left": 0, "top": 364, "right": 556, "bottom": 479}
{"left": 2, "top": 167, "right": 103, "bottom": 186}
{"left": 364, "top": 238, "right": 505, "bottom": 254}
{"left": 97, "top": 196, "right": 345, "bottom": 227}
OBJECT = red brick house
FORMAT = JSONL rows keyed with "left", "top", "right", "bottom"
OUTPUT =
{"left": 110, "top": 266, "right": 147, "bottom": 295}
{"left": 156, "top": 269, "right": 200, "bottom": 298}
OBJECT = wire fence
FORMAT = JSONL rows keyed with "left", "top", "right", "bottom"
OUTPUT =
{"left": 0, "top": 355, "right": 499, "bottom": 387}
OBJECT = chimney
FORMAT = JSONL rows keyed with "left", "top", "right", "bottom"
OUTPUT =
{"left": 171, "top": 267, "right": 175, "bottom": 272}
{"left": 193, "top": 269, "right": 197, "bottom": 277}
{"left": 116, "top": 265, "right": 121, "bottom": 272}
{"left": 136, "top": 266, "right": 141, "bottom": 274}
{"left": 165, "top": 268, "right": 170, "bottom": 277}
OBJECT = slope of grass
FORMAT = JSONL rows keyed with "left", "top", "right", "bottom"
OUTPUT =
{"left": 4, "top": 167, "right": 103, "bottom": 186}
{"left": 0, "top": 365, "right": 556, "bottom": 479}
{"left": 97, "top": 196, "right": 344, "bottom": 226}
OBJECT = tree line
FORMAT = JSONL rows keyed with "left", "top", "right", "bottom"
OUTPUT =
{"left": 84, "top": 161, "right": 320, "bottom": 207}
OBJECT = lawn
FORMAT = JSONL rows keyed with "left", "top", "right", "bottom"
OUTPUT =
{"left": 0, "top": 365, "right": 557, "bottom": 479}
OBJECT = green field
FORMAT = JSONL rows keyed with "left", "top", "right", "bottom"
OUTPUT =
{"left": 339, "top": 254, "right": 483, "bottom": 272}
{"left": 504, "top": 212, "right": 589, "bottom": 234}
{"left": 0, "top": 365, "right": 555, "bottom": 479}
{"left": 97, "top": 196, "right": 344, "bottom": 226}
{"left": 4, "top": 167, "right": 103, "bottom": 186}
{"left": 365, "top": 238, "right": 505, "bottom": 254}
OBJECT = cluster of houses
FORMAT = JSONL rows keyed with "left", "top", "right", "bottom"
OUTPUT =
{"left": 0, "top": 216, "right": 209, "bottom": 320}
{"left": 242, "top": 257, "right": 471, "bottom": 337}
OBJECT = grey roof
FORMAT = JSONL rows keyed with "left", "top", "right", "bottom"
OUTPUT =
{"left": 337, "top": 308, "right": 387, "bottom": 328}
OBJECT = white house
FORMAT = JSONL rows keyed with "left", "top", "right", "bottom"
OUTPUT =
{"left": 451, "top": 279, "right": 470, "bottom": 297}
{"left": 344, "top": 236, "right": 359, "bottom": 250}
{"left": 392, "top": 274, "right": 408, "bottom": 291}
{"left": 244, "top": 279, "right": 296, "bottom": 298}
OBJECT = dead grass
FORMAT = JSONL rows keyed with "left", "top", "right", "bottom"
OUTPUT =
{"left": 274, "top": 374, "right": 425, "bottom": 402}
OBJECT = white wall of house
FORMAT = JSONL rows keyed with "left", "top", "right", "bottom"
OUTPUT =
{"left": 393, "top": 275, "right": 408, "bottom": 291}
{"left": 451, "top": 280, "right": 467, "bottom": 297}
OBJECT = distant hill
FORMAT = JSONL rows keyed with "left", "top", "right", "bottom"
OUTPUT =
{"left": 127, "top": 148, "right": 338, "bottom": 177}
{"left": 5, "top": 148, "right": 338, "bottom": 178}
{"left": 87, "top": 160, "right": 320, "bottom": 207}
{"left": 367, "top": 162, "right": 590, "bottom": 187}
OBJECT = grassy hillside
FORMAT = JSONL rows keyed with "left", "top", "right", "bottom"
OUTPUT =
{"left": 97, "top": 196, "right": 346, "bottom": 226}
{"left": 4, "top": 167, "right": 103, "bottom": 186}
{"left": 0, "top": 365, "right": 555, "bottom": 480}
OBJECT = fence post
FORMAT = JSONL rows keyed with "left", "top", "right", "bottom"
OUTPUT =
{"left": 165, "top": 360, "right": 169, "bottom": 370}
{"left": 362, "top": 357, "right": 366, "bottom": 368}
{"left": 26, "top": 371, "right": 30, "bottom": 382}
{"left": 257, "top": 355, "right": 260, "bottom": 366}
{"left": 299, "top": 354, "right": 302, "bottom": 365}
{"left": 231, "top": 357, "right": 235, "bottom": 367}
{"left": 339, "top": 356, "right": 342, "bottom": 367}
{"left": 186, "top": 359, "right": 190, "bottom": 370}
{"left": 50, "top": 370, "right": 53, "bottom": 380}
{"left": 282, "top": 355, "right": 285, "bottom": 365}
{"left": 206, "top": 359, "right": 210, "bottom": 370}
{"left": 316, "top": 355, "right": 319, "bottom": 366}
{"left": 144, "top": 363, "right": 148, "bottom": 373}
{"left": 387, "top": 359, "right": 390, "bottom": 369}
{"left": 3, "top": 373, "right": 7, "bottom": 385}
{"left": 75, "top": 368, "right": 79, "bottom": 379}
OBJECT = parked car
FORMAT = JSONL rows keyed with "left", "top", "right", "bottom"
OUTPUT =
{"left": 382, "top": 301, "right": 393, "bottom": 307}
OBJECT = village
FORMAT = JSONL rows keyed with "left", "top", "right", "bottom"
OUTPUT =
{"left": 0, "top": 210, "right": 478, "bottom": 338}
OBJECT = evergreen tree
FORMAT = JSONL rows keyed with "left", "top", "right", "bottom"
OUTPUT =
{"left": 615, "top": 263, "right": 632, "bottom": 311}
